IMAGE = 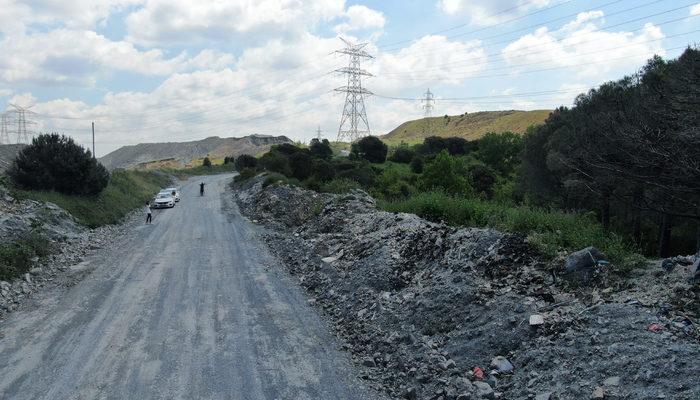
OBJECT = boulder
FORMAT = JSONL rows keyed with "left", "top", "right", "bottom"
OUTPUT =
{"left": 564, "top": 246, "right": 606, "bottom": 281}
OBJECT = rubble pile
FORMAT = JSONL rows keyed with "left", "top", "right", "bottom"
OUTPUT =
{"left": 235, "top": 177, "right": 699, "bottom": 399}
{"left": 0, "top": 187, "right": 138, "bottom": 320}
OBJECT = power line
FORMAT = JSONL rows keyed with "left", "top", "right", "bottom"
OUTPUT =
{"left": 334, "top": 38, "right": 373, "bottom": 143}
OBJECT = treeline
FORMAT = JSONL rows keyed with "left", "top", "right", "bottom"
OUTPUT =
{"left": 520, "top": 47, "right": 700, "bottom": 257}
{"left": 233, "top": 48, "right": 699, "bottom": 262}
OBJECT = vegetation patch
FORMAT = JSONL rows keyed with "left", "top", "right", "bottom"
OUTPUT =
{"left": 13, "top": 170, "right": 172, "bottom": 228}
{"left": 0, "top": 231, "right": 55, "bottom": 281}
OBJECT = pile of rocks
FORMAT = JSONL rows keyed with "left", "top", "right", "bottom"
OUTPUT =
{"left": 235, "top": 177, "right": 700, "bottom": 399}
{"left": 0, "top": 187, "right": 137, "bottom": 320}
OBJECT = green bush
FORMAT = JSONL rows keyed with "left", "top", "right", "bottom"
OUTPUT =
{"left": 309, "top": 138, "right": 333, "bottom": 160}
{"left": 467, "top": 164, "right": 497, "bottom": 199}
{"left": 263, "top": 172, "right": 300, "bottom": 188}
{"left": 0, "top": 231, "right": 54, "bottom": 281}
{"left": 234, "top": 154, "right": 258, "bottom": 171}
{"left": 350, "top": 136, "right": 388, "bottom": 163}
{"left": 234, "top": 167, "right": 257, "bottom": 182}
{"left": 289, "top": 151, "right": 313, "bottom": 180}
{"left": 337, "top": 165, "right": 376, "bottom": 187}
{"left": 388, "top": 146, "right": 415, "bottom": 163}
{"left": 9, "top": 133, "right": 109, "bottom": 195}
{"left": 311, "top": 159, "right": 336, "bottom": 182}
{"left": 202, "top": 157, "right": 212, "bottom": 168}
{"left": 260, "top": 151, "right": 290, "bottom": 175}
{"left": 410, "top": 155, "right": 424, "bottom": 173}
{"left": 418, "top": 150, "right": 471, "bottom": 196}
{"left": 321, "top": 178, "right": 362, "bottom": 194}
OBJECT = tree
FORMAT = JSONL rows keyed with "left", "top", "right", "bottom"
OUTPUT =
{"left": 350, "top": 136, "right": 388, "bottom": 163}
{"left": 202, "top": 156, "right": 212, "bottom": 168}
{"left": 418, "top": 150, "right": 470, "bottom": 195}
{"left": 388, "top": 145, "right": 415, "bottom": 163}
{"left": 259, "top": 151, "right": 290, "bottom": 175}
{"left": 468, "top": 164, "right": 497, "bottom": 199}
{"left": 476, "top": 132, "right": 523, "bottom": 176}
{"left": 272, "top": 143, "right": 303, "bottom": 156}
{"left": 9, "top": 133, "right": 109, "bottom": 195}
{"left": 234, "top": 154, "right": 258, "bottom": 172}
{"left": 289, "top": 151, "right": 313, "bottom": 180}
{"left": 410, "top": 155, "right": 424, "bottom": 174}
{"left": 309, "top": 138, "right": 333, "bottom": 160}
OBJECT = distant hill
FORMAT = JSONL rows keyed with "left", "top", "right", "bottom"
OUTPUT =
{"left": 0, "top": 144, "right": 25, "bottom": 172}
{"left": 99, "top": 134, "right": 292, "bottom": 170}
{"left": 381, "top": 110, "right": 551, "bottom": 144}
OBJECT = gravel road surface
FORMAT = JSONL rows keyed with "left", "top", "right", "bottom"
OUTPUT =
{"left": 0, "top": 174, "right": 380, "bottom": 400}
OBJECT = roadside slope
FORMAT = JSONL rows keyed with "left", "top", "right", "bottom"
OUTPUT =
{"left": 234, "top": 178, "right": 700, "bottom": 400}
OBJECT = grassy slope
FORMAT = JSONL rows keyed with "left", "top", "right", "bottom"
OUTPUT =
{"left": 13, "top": 170, "right": 172, "bottom": 228}
{"left": 381, "top": 110, "right": 551, "bottom": 145}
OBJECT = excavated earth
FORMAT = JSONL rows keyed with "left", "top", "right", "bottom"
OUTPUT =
{"left": 234, "top": 176, "right": 700, "bottom": 400}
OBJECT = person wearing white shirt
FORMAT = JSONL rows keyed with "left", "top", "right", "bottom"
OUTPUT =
{"left": 145, "top": 202, "right": 152, "bottom": 224}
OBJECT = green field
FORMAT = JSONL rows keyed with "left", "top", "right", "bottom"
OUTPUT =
{"left": 381, "top": 110, "right": 551, "bottom": 145}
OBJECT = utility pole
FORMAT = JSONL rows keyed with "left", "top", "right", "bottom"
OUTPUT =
{"left": 92, "top": 122, "right": 95, "bottom": 158}
{"left": 316, "top": 126, "right": 323, "bottom": 140}
{"left": 421, "top": 88, "right": 435, "bottom": 134}
{"left": 334, "top": 37, "right": 373, "bottom": 143}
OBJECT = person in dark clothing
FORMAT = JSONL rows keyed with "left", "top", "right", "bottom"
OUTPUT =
{"left": 200, "top": 182, "right": 205, "bottom": 196}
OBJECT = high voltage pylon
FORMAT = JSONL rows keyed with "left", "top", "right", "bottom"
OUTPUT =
{"left": 421, "top": 88, "right": 435, "bottom": 118}
{"left": 334, "top": 38, "right": 373, "bottom": 143}
{"left": 316, "top": 125, "right": 323, "bottom": 140}
{"left": 2, "top": 104, "right": 37, "bottom": 144}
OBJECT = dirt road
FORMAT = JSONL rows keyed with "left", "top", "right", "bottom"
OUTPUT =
{"left": 0, "top": 174, "right": 380, "bottom": 400}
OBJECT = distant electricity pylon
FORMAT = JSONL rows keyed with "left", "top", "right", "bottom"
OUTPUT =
{"left": 421, "top": 88, "right": 435, "bottom": 118}
{"left": 316, "top": 125, "right": 323, "bottom": 140}
{"left": 2, "top": 104, "right": 37, "bottom": 144}
{"left": 334, "top": 38, "right": 373, "bottom": 143}
{"left": 0, "top": 113, "right": 10, "bottom": 144}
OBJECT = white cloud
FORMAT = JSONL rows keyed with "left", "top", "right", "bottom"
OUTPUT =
{"left": 0, "top": 29, "right": 190, "bottom": 85}
{"left": 373, "top": 35, "right": 488, "bottom": 92}
{"left": 0, "top": 89, "right": 12, "bottom": 97}
{"left": 0, "top": 0, "right": 145, "bottom": 33}
{"left": 691, "top": 3, "right": 700, "bottom": 16}
{"left": 334, "top": 5, "right": 386, "bottom": 33}
{"left": 502, "top": 12, "right": 665, "bottom": 78}
{"left": 437, "top": 0, "right": 552, "bottom": 26}
{"left": 125, "top": 0, "right": 346, "bottom": 46}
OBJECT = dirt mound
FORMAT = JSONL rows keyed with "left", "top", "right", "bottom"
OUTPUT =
{"left": 234, "top": 177, "right": 700, "bottom": 400}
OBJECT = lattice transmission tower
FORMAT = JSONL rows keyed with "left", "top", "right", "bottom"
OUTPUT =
{"left": 421, "top": 88, "right": 435, "bottom": 118}
{"left": 0, "top": 112, "right": 10, "bottom": 144}
{"left": 5, "top": 104, "right": 36, "bottom": 144}
{"left": 334, "top": 38, "right": 373, "bottom": 142}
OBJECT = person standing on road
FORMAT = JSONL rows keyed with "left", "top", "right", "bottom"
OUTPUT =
{"left": 145, "top": 201, "right": 152, "bottom": 224}
{"left": 200, "top": 182, "right": 205, "bottom": 196}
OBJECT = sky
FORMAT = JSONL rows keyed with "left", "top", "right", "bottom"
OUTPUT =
{"left": 0, "top": 0, "right": 698, "bottom": 156}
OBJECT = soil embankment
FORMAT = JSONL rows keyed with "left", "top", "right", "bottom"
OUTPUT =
{"left": 235, "top": 177, "right": 700, "bottom": 400}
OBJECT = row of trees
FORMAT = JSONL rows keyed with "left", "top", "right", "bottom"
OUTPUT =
{"left": 520, "top": 47, "right": 700, "bottom": 256}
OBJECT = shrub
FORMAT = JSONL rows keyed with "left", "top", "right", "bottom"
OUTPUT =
{"left": 468, "top": 164, "right": 497, "bottom": 199}
{"left": 389, "top": 146, "right": 415, "bottom": 163}
{"left": 311, "top": 159, "right": 336, "bottom": 182}
{"left": 410, "top": 155, "right": 424, "bottom": 173}
{"left": 321, "top": 178, "right": 362, "bottom": 194}
{"left": 234, "top": 167, "right": 257, "bottom": 182}
{"left": 9, "top": 133, "right": 109, "bottom": 195}
{"left": 272, "top": 143, "right": 303, "bottom": 156}
{"left": 263, "top": 172, "right": 300, "bottom": 188}
{"left": 419, "top": 150, "right": 471, "bottom": 196}
{"left": 289, "top": 151, "right": 313, "bottom": 180}
{"left": 309, "top": 138, "right": 333, "bottom": 160}
{"left": 202, "top": 157, "right": 212, "bottom": 168}
{"left": 234, "top": 154, "right": 258, "bottom": 171}
{"left": 350, "top": 136, "right": 388, "bottom": 163}
{"left": 259, "top": 151, "right": 290, "bottom": 175}
{"left": 476, "top": 131, "right": 523, "bottom": 176}
{"left": 337, "top": 165, "right": 376, "bottom": 187}
{"left": 0, "top": 231, "right": 54, "bottom": 281}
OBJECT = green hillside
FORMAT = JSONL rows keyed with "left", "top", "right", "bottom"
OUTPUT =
{"left": 382, "top": 110, "right": 551, "bottom": 145}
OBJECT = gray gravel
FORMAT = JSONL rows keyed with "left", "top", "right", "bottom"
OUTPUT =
{"left": 0, "top": 174, "right": 382, "bottom": 400}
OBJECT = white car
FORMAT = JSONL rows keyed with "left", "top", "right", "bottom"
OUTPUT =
{"left": 153, "top": 193, "right": 175, "bottom": 208}
{"left": 160, "top": 187, "right": 180, "bottom": 202}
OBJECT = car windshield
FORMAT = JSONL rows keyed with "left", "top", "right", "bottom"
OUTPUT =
{"left": 156, "top": 194, "right": 170, "bottom": 199}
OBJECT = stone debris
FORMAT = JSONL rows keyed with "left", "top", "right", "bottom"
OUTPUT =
{"left": 234, "top": 177, "right": 700, "bottom": 400}
{"left": 0, "top": 189, "right": 142, "bottom": 320}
